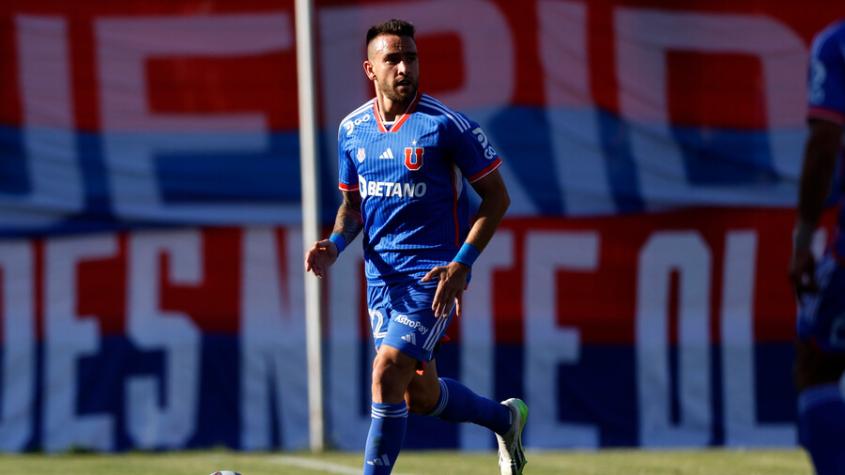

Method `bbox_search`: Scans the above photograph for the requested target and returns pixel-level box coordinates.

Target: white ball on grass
[209,471,241,475]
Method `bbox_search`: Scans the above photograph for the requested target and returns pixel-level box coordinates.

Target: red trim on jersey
[338,182,359,191]
[450,167,460,247]
[372,93,419,133]
[808,106,845,125]
[468,157,503,183]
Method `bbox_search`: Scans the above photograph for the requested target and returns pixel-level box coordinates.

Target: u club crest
[403,147,423,171]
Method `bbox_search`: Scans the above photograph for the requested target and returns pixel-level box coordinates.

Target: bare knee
[372,350,417,403]
[405,364,441,414]
[795,339,845,391]
[405,383,440,414]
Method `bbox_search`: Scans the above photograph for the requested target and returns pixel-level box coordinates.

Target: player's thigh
[406,359,440,414]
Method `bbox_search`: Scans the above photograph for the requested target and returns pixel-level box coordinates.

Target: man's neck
[376,91,413,122]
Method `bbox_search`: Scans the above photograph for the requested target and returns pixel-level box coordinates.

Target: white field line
[273,455,418,475]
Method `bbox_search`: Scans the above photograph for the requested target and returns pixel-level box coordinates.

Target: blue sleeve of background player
[808,23,845,125]
[449,115,503,183]
[337,128,359,192]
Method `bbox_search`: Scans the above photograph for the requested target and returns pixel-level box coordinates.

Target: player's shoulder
[338,98,376,139]
[812,19,845,57]
[416,94,476,134]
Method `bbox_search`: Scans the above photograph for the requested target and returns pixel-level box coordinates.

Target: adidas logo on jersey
[379,148,395,159]
[401,333,416,345]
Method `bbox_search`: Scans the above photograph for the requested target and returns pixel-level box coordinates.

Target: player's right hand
[305,239,338,278]
[789,247,818,297]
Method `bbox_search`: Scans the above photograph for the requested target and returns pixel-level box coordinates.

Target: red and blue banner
[0,0,844,452]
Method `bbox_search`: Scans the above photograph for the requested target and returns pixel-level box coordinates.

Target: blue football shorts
[797,253,845,353]
[366,280,453,362]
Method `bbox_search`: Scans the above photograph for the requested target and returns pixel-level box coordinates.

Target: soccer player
[790,19,845,475]
[305,19,527,475]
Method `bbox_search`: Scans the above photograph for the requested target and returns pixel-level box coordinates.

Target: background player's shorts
[367,280,453,362]
[797,254,845,353]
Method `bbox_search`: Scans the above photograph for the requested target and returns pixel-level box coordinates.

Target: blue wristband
[452,242,481,267]
[329,233,346,254]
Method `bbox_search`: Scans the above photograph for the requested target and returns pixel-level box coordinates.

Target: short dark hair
[366,19,415,49]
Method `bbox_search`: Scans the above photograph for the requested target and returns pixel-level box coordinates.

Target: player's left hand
[789,247,818,297]
[421,262,468,318]
[304,239,339,278]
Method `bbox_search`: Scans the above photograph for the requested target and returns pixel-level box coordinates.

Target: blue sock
[428,377,511,435]
[798,384,845,475]
[363,402,408,474]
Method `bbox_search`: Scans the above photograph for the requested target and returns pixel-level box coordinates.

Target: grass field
[0,449,813,475]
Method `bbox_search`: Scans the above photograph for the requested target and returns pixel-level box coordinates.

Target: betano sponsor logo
[359,176,427,199]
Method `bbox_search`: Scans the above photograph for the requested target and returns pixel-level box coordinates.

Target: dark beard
[383,81,417,105]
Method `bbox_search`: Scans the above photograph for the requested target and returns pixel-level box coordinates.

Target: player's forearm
[464,190,510,252]
[798,144,837,224]
[332,195,364,246]
[795,122,841,249]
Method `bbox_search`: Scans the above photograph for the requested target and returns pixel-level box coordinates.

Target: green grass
[0,449,813,475]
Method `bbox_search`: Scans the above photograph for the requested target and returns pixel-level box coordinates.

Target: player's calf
[364,347,419,475]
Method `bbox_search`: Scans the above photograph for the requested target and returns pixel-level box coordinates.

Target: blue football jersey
[337,93,502,284]
[808,20,845,258]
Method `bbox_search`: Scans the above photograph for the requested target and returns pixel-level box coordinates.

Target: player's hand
[421,262,468,318]
[304,239,338,278]
[789,247,818,297]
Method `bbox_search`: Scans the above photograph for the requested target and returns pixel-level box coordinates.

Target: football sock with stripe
[797,383,845,475]
[363,401,408,474]
[428,377,511,435]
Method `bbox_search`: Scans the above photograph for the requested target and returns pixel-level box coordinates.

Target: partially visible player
[305,19,527,475]
[790,19,845,475]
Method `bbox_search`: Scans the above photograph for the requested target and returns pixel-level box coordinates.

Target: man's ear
[363,60,375,81]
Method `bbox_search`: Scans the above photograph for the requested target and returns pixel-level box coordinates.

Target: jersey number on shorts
[368,309,388,338]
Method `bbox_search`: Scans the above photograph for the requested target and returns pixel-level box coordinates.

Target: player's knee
[371,353,415,402]
[405,388,438,414]
[795,339,845,391]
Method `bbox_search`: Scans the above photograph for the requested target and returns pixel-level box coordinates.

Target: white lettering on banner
[126,231,201,448]
[524,231,599,448]
[240,228,309,450]
[320,1,536,216]
[96,14,298,223]
[327,240,370,450]
[460,232,514,449]
[10,16,83,228]
[720,231,794,445]
[0,243,34,450]
[44,236,117,452]
[538,1,615,215]
[636,232,711,447]
[614,9,807,208]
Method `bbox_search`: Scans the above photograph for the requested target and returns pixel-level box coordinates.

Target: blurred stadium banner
[0,0,843,452]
